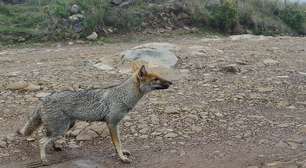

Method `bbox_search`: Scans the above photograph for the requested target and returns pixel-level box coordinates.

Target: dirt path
[0,34,306,168]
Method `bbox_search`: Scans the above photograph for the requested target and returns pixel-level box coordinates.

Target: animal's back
[41,89,111,121]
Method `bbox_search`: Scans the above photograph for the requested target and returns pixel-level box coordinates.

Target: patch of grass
[0,0,306,45]
[0,4,46,43]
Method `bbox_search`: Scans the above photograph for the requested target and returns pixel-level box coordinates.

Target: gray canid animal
[18,64,172,164]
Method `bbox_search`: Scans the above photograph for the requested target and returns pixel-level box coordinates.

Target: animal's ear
[138,65,147,80]
[131,61,143,73]
[131,62,141,73]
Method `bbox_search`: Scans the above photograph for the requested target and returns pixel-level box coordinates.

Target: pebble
[76,130,98,141]
[263,59,279,66]
[35,92,50,98]
[220,64,241,74]
[26,137,36,142]
[191,125,202,133]
[165,106,178,114]
[87,122,109,138]
[164,132,178,138]
[24,83,41,91]
[6,81,28,90]
[0,140,7,148]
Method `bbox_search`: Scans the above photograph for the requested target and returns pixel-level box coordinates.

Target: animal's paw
[41,158,50,166]
[122,150,131,156]
[120,156,132,163]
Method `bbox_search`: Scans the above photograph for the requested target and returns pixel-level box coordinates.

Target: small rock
[164,132,178,138]
[0,152,9,158]
[288,136,306,144]
[275,141,289,148]
[298,72,306,76]
[287,105,297,109]
[191,125,202,133]
[165,106,178,114]
[93,63,113,71]
[170,149,177,153]
[26,137,36,142]
[55,138,66,146]
[111,0,123,5]
[220,64,241,74]
[259,139,269,145]
[6,133,17,144]
[211,150,225,158]
[70,4,81,14]
[278,123,291,128]
[230,34,270,41]
[199,112,208,119]
[86,32,98,41]
[87,122,108,138]
[124,122,132,127]
[69,121,90,137]
[263,59,279,66]
[266,161,283,167]
[76,130,98,141]
[6,71,20,77]
[139,135,148,139]
[186,114,199,120]
[24,83,41,91]
[277,100,289,107]
[299,125,306,134]
[68,141,80,148]
[150,114,159,125]
[276,75,289,79]
[179,150,186,156]
[6,81,28,90]
[75,40,85,44]
[0,140,7,148]
[215,112,223,117]
[257,86,273,93]
[247,166,259,168]
[287,141,299,149]
[297,102,306,107]
[68,14,85,22]
[35,92,50,98]
[139,128,149,134]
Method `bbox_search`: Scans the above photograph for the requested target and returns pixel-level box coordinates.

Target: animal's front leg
[107,123,131,163]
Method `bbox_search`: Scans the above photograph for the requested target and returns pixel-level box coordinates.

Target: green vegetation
[208,0,239,32]
[0,0,305,44]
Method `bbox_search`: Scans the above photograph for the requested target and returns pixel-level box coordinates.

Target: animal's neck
[118,76,144,109]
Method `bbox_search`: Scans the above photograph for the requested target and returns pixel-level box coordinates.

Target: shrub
[208,0,239,32]
[279,6,306,34]
[74,0,110,33]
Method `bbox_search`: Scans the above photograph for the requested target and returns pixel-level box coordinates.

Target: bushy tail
[17,104,42,136]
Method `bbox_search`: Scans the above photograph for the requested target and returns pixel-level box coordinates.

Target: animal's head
[131,63,173,93]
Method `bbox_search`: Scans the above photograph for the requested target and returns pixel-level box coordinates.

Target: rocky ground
[0,33,306,168]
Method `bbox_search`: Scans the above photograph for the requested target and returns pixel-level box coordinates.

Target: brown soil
[0,33,306,168]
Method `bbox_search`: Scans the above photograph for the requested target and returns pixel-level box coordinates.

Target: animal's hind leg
[39,136,56,164]
[25,136,58,168]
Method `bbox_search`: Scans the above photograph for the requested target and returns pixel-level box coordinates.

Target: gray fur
[19,70,172,164]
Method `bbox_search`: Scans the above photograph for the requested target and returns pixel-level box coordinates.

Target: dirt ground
[0,33,306,168]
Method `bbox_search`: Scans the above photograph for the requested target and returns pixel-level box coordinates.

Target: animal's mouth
[155,81,172,90]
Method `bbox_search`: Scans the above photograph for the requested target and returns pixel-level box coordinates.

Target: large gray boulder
[120,42,178,68]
